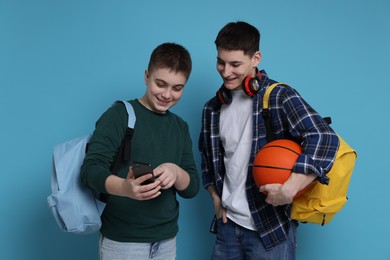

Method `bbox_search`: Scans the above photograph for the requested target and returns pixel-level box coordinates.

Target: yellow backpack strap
[263,82,287,109]
[262,83,288,142]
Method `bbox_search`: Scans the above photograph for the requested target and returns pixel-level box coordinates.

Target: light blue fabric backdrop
[1,0,389,259]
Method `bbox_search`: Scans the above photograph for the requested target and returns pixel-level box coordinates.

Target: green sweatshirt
[80,99,199,242]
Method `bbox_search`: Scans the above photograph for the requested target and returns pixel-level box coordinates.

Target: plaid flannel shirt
[198,70,339,250]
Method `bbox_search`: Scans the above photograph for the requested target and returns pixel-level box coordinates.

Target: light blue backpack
[47,101,136,235]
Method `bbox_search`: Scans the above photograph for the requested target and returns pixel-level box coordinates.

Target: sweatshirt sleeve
[176,122,200,199]
[80,103,128,193]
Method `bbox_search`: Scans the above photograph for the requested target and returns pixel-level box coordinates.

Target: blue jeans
[99,235,176,260]
[212,219,297,260]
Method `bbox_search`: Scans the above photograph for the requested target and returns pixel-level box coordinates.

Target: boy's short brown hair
[148,43,192,80]
[215,21,260,57]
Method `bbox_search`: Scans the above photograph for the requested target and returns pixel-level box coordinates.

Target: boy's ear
[144,70,149,84]
[252,51,261,67]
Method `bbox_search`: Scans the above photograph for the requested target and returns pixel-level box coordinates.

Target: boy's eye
[173,86,184,92]
[156,80,166,87]
[217,59,241,68]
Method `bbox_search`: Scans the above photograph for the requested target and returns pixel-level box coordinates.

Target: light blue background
[1,0,389,259]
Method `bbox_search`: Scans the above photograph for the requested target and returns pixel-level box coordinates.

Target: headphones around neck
[216,69,262,105]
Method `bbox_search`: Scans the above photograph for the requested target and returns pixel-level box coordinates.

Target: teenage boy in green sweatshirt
[81,42,199,260]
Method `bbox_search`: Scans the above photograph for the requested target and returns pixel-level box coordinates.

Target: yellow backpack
[262,83,357,225]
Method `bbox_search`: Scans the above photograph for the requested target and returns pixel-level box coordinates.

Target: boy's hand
[154,163,190,191]
[121,166,161,200]
[260,172,317,206]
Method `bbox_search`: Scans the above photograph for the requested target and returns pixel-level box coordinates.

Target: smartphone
[131,161,155,185]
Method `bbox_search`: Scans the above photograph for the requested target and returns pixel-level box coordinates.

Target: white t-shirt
[220,89,256,231]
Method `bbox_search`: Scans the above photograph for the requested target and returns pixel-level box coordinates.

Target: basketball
[253,139,302,188]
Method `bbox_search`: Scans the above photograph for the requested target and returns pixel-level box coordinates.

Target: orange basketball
[253,139,302,188]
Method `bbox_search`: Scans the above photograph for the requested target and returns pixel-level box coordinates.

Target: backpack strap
[102,101,136,202]
[110,100,136,174]
[122,100,136,129]
[120,100,136,162]
[262,83,287,142]
[262,84,333,143]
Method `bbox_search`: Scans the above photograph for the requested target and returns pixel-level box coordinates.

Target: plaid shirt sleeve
[198,98,224,193]
[269,85,339,184]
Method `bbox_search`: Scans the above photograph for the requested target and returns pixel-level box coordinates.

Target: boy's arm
[260,172,317,206]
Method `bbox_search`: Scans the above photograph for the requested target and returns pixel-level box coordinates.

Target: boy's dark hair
[148,42,192,80]
[215,21,260,56]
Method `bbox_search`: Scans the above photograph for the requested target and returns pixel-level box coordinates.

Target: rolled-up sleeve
[275,87,340,184]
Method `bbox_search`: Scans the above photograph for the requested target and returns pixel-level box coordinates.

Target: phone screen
[131,161,155,185]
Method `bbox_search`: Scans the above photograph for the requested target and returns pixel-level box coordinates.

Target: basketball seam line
[253,165,292,171]
[261,145,300,155]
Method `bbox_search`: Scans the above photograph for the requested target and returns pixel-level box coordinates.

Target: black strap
[100,127,133,202]
[261,85,332,143]
[262,108,276,143]
[110,127,134,174]
[323,117,332,125]
[262,82,284,143]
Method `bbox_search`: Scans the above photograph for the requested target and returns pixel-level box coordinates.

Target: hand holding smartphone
[130,161,155,185]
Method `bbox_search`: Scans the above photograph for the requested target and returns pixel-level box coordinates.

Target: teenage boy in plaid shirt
[199,21,339,259]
